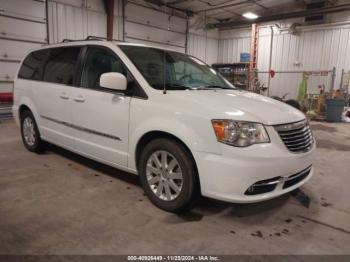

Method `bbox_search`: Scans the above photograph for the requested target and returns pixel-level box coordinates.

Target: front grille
[275,119,314,153]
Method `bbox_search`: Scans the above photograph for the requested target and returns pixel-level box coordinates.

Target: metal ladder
[249,23,259,91]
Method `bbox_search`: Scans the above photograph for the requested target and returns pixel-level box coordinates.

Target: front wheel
[139,138,199,212]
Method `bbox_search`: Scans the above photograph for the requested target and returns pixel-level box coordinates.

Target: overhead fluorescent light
[242,12,258,19]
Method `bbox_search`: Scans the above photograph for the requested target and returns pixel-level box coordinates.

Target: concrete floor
[0,119,350,255]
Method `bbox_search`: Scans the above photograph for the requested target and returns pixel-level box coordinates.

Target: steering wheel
[179,74,193,82]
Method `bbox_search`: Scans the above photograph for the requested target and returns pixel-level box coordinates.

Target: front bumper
[194,126,315,203]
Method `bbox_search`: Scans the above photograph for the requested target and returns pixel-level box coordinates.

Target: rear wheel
[139,138,199,212]
[20,110,46,153]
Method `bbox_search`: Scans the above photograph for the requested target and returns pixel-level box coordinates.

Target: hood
[170,89,305,125]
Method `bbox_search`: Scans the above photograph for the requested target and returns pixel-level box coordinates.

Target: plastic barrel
[326,99,346,122]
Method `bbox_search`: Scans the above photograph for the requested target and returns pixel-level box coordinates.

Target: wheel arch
[17,98,42,134]
[135,131,199,182]
[135,131,192,167]
[19,104,31,119]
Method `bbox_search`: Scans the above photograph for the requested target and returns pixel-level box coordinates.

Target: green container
[326,99,346,122]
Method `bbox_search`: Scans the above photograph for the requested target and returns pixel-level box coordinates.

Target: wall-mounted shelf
[212,63,250,90]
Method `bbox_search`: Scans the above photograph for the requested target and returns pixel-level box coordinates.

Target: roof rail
[61,38,85,43]
[60,36,125,43]
[86,36,106,41]
[86,35,125,42]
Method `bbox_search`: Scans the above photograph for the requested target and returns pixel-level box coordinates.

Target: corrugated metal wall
[47,0,107,43]
[47,0,220,62]
[0,0,126,93]
[218,24,350,99]
[113,0,124,40]
[0,0,110,92]
[5,1,350,99]
[0,0,218,95]
[218,29,251,64]
[187,30,219,65]
[0,0,47,93]
[260,26,350,98]
[124,1,187,52]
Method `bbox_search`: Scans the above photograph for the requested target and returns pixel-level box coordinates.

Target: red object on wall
[269,70,276,78]
[0,92,13,103]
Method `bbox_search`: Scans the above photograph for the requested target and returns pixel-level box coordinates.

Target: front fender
[128,116,221,170]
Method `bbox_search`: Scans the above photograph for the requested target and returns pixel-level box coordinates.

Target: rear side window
[18,50,49,80]
[43,47,81,85]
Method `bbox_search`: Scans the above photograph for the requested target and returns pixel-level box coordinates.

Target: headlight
[211,120,270,147]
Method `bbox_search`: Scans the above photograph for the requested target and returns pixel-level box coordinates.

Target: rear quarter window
[18,50,49,81]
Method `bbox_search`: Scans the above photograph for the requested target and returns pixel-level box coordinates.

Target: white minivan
[13,39,315,212]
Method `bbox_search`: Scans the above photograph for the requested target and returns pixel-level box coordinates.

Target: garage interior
[1,0,350,257]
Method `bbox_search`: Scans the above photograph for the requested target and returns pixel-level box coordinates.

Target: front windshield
[119,45,235,90]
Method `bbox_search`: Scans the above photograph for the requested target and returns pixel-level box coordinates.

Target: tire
[20,110,46,153]
[138,138,200,212]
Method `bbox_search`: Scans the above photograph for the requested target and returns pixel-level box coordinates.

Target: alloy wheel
[22,117,36,146]
[146,150,183,201]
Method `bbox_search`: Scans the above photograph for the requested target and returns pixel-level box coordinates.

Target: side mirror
[100,72,127,91]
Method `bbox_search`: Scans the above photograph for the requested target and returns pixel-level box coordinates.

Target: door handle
[59,92,69,100]
[74,95,85,103]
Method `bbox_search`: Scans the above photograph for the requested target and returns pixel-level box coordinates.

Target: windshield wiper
[167,83,191,89]
[153,83,191,91]
[203,85,233,89]
[153,83,233,91]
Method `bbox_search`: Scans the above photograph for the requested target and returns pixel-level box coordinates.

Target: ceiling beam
[251,0,269,10]
[166,0,190,5]
[196,0,255,13]
[196,0,241,17]
[143,0,190,14]
[208,3,350,29]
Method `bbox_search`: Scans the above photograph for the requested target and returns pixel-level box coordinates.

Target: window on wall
[43,47,81,85]
[18,50,49,81]
[81,47,126,89]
